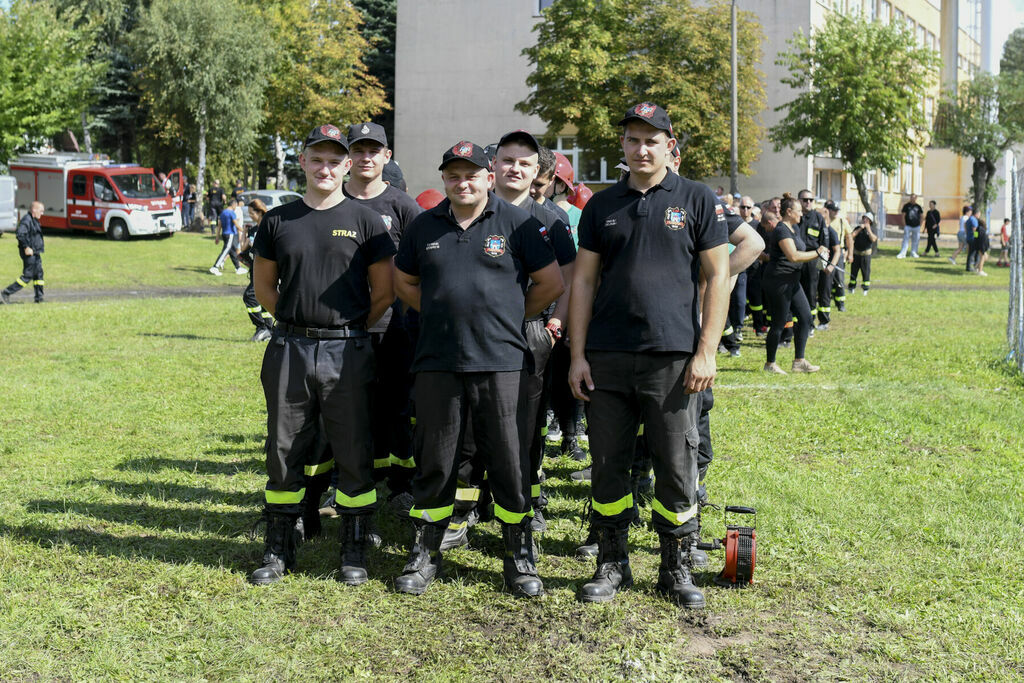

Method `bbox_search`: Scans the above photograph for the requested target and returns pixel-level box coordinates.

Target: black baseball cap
[496,129,540,154]
[438,141,491,171]
[304,124,348,151]
[382,159,406,191]
[618,102,674,137]
[824,200,839,211]
[347,122,388,148]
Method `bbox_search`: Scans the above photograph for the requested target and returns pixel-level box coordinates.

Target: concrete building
[394,0,990,224]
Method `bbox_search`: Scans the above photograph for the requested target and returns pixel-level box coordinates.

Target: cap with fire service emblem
[438,140,491,171]
[346,122,388,148]
[303,124,349,151]
[617,102,674,137]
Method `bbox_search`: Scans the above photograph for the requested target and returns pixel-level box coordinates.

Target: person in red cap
[392,140,564,598]
[248,124,397,586]
[568,102,730,608]
[415,189,444,210]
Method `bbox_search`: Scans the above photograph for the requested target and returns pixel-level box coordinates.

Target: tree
[1000,27,1024,78]
[260,0,388,187]
[0,0,104,164]
[352,0,397,147]
[770,12,939,213]
[931,72,1024,215]
[517,0,765,180]
[131,0,270,207]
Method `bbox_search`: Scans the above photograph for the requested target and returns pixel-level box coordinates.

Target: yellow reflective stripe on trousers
[409,504,453,523]
[16,278,28,287]
[540,425,548,436]
[493,503,532,524]
[390,454,416,469]
[266,488,305,505]
[261,312,274,319]
[246,305,262,313]
[530,483,541,498]
[592,493,633,517]
[651,498,699,526]
[304,458,335,476]
[748,304,763,311]
[722,326,734,336]
[637,424,644,436]
[373,457,391,469]
[335,488,377,508]
[32,279,44,285]
[455,487,480,502]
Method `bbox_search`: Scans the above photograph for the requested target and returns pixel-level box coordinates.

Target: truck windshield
[111,173,164,199]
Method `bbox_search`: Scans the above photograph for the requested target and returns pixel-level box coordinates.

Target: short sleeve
[549,216,576,265]
[577,201,600,252]
[395,220,420,276]
[694,187,729,251]
[361,211,398,265]
[513,215,556,273]
[252,215,275,260]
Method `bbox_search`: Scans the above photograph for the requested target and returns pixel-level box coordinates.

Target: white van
[0,175,16,233]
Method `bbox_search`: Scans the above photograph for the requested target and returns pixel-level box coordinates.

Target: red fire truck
[10,153,183,240]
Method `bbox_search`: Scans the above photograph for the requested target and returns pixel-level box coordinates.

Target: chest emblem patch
[381,215,393,231]
[483,235,506,257]
[664,207,687,231]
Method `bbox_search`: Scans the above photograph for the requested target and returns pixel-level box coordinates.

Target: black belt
[277,323,367,339]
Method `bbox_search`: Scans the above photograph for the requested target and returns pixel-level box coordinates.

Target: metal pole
[729,0,738,196]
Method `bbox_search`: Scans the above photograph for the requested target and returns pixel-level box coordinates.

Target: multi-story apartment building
[394,0,994,222]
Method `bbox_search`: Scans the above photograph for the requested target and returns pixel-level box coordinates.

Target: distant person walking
[182,183,197,228]
[239,198,273,340]
[896,193,923,259]
[973,219,990,277]
[209,198,246,276]
[1,201,46,304]
[965,208,981,272]
[997,218,1011,267]
[207,180,226,225]
[949,205,971,265]
[923,200,941,256]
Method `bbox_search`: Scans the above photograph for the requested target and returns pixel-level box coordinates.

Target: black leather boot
[299,477,329,544]
[579,526,632,603]
[656,533,705,608]
[394,522,444,595]
[249,511,298,585]
[502,520,544,598]
[576,524,599,558]
[338,513,372,585]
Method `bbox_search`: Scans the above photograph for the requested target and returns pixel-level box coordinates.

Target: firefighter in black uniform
[342,122,423,513]
[248,124,396,586]
[2,201,46,304]
[568,103,730,608]
[797,190,831,327]
[491,130,576,532]
[393,141,563,597]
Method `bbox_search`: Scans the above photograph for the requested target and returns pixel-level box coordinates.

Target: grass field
[0,234,1021,681]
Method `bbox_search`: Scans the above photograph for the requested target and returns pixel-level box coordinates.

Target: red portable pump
[696,505,756,588]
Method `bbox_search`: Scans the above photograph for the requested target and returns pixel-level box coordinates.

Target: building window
[866,169,877,190]
[880,1,891,23]
[534,0,555,16]
[925,97,935,131]
[894,8,903,26]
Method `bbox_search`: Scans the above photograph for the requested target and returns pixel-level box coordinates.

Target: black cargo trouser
[746,263,767,330]
[831,256,847,307]
[549,339,582,438]
[3,253,44,300]
[410,370,531,527]
[523,319,554,502]
[849,254,871,291]
[801,262,819,320]
[371,324,416,494]
[586,351,701,537]
[816,265,833,325]
[260,332,376,515]
[696,387,713,501]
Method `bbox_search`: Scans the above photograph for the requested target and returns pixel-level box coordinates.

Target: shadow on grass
[138,332,246,342]
[72,479,263,506]
[115,455,263,476]
[0,520,256,573]
[26,499,261,534]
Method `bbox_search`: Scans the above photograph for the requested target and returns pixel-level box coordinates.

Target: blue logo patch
[483,235,506,257]
[664,207,686,231]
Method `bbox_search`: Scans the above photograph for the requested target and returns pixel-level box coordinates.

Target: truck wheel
[107,219,129,241]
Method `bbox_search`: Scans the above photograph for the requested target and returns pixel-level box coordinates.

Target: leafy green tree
[131,0,271,204]
[1000,27,1024,78]
[931,72,1024,214]
[260,0,388,187]
[770,12,939,213]
[517,0,765,180]
[0,0,105,165]
[352,0,396,146]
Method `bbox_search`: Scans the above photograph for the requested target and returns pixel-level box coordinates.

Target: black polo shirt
[395,193,556,372]
[719,200,745,237]
[252,198,396,328]
[545,199,571,228]
[515,197,576,266]
[798,209,830,250]
[578,171,728,353]
[343,183,423,333]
